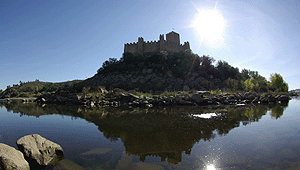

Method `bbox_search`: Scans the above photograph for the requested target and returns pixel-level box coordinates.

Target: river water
[0,98,299,170]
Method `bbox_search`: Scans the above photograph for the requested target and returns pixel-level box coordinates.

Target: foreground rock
[0,143,30,170]
[16,134,64,168]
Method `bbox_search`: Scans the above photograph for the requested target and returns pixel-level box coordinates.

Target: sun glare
[206,164,217,170]
[193,10,226,45]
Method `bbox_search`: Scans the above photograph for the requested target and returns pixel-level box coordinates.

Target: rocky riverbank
[34,89,291,107]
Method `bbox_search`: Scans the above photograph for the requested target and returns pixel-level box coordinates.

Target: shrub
[19,93,30,97]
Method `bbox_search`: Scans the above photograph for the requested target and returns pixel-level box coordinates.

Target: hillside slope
[75,51,272,93]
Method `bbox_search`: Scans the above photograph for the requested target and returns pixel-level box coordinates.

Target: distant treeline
[0,79,82,98]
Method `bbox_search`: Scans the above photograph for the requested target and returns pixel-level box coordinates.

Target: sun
[193,10,226,44]
[206,164,217,170]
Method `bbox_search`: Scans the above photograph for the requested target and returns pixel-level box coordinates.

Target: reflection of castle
[123,129,193,164]
[124,31,190,55]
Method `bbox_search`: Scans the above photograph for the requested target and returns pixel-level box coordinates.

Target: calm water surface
[0,99,299,170]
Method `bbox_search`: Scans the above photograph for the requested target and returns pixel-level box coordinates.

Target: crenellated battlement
[124,31,190,55]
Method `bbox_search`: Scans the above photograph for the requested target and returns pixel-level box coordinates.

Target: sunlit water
[0,99,299,170]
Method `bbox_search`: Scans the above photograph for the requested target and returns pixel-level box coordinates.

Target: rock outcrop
[16,134,64,168]
[0,143,30,170]
[76,70,206,92]
[35,90,81,105]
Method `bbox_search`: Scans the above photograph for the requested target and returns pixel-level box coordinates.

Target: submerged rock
[16,134,64,168]
[130,162,164,170]
[0,143,30,170]
[81,148,112,156]
[53,159,85,170]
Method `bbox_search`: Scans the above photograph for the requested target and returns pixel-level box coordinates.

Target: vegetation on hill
[94,50,288,92]
[0,79,82,98]
[0,51,289,98]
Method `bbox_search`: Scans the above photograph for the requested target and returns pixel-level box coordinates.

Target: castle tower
[124,31,190,55]
[137,37,144,55]
[166,31,180,45]
[159,34,165,51]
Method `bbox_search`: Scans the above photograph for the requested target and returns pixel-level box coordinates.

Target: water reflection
[0,101,289,166]
[270,105,287,119]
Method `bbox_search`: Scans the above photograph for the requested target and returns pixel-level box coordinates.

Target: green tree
[270,73,288,92]
[242,70,268,92]
[201,79,215,90]
[249,71,259,79]
[241,69,250,81]
[224,78,238,90]
[255,75,268,92]
[244,78,254,91]
[24,87,33,92]
[82,86,90,95]
[0,89,3,98]
[34,86,39,94]
[200,55,215,73]
[216,61,240,81]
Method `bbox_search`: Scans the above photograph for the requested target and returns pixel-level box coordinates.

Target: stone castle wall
[143,41,160,53]
[124,31,190,55]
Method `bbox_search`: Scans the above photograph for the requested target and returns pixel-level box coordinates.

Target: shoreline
[0,97,37,102]
[34,89,291,107]
[1,90,292,108]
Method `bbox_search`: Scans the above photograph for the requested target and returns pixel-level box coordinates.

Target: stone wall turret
[159,34,165,52]
[138,37,144,55]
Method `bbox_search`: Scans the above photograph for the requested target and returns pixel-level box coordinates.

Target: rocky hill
[75,51,237,92]
[1,51,289,98]
[75,51,288,93]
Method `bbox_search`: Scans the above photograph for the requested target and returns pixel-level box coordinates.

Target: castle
[124,31,190,55]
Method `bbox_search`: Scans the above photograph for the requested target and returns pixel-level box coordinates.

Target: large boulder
[247,94,256,101]
[244,92,252,98]
[118,93,139,103]
[191,94,203,104]
[268,95,277,103]
[68,94,81,104]
[16,134,64,168]
[277,95,290,102]
[35,97,46,104]
[58,90,69,97]
[0,143,30,170]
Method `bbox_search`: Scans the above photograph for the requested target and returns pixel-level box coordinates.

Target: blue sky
[1,0,299,90]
